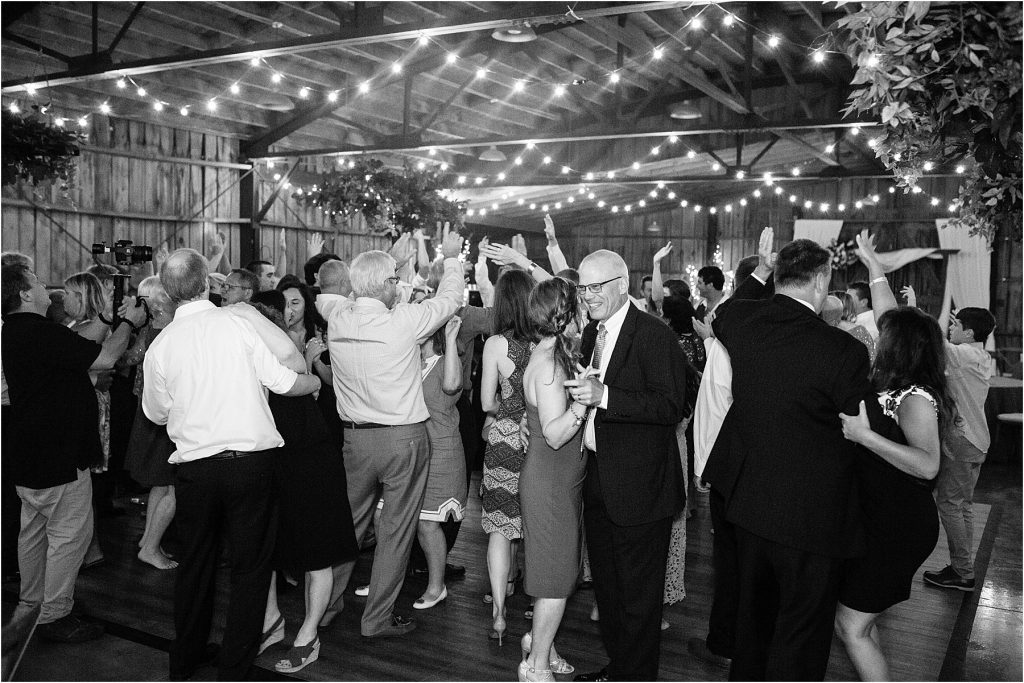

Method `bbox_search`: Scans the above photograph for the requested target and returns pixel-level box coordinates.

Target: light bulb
[651,146,660,155]
[607,171,615,179]
[8,102,20,114]
[948,204,957,212]
[725,204,732,212]
[687,150,696,159]
[206,99,217,111]
[513,80,525,93]
[774,186,783,195]
[116,78,127,89]
[585,172,594,180]
[692,17,703,29]
[328,91,338,102]
[250,57,260,67]
[514,157,523,165]
[768,35,780,48]
[78,116,88,126]
[740,198,747,206]
[923,161,934,171]
[497,172,506,180]
[554,84,566,97]
[588,192,596,200]
[657,181,665,189]
[956,165,965,174]
[359,81,370,94]
[542,155,551,164]
[475,176,484,185]
[856,201,863,209]
[638,200,646,207]
[54,117,65,126]
[820,203,829,211]
[712,162,721,171]
[418,161,426,170]
[669,135,679,143]
[457,175,466,184]
[693,204,700,211]
[475,68,486,79]
[25,84,37,95]
[440,162,448,171]
[561,166,570,174]
[446,53,457,64]
[153,101,164,111]
[609,72,620,84]
[542,204,549,211]
[391,62,403,74]
[723,13,734,26]
[849,126,859,136]
[681,200,688,207]
[789,195,797,203]
[804,200,813,209]
[597,201,605,208]
[667,191,677,200]
[299,86,309,98]
[709,207,717,214]
[735,170,745,179]
[268,161,275,169]
[825,144,835,153]
[867,54,879,67]
[418,34,429,46]
[632,162,641,170]
[612,206,619,213]
[555,202,562,209]
[136,87,147,97]
[271,72,282,83]
[812,50,825,64]
[230,83,241,95]
[567,196,574,203]
[99,102,111,114]
[838,203,846,211]
[273,173,282,181]
[653,47,664,60]
[428,148,437,156]
[650,190,658,198]
[529,203,537,210]
[526,142,536,149]
[518,198,525,205]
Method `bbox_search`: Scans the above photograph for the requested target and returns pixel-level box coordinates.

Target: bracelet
[870,276,887,286]
[98,313,114,326]
[569,402,585,425]
[527,261,537,274]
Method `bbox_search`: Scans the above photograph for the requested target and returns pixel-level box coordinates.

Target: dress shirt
[316,257,463,425]
[583,299,630,451]
[855,309,879,340]
[944,341,996,454]
[694,337,733,478]
[142,300,299,463]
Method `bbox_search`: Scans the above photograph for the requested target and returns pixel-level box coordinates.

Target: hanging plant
[830,1,1022,242]
[827,237,858,271]
[2,104,86,197]
[295,158,465,236]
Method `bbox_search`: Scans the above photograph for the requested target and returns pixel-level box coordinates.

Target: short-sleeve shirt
[2,312,102,488]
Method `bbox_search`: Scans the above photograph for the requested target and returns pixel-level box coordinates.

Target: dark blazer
[581,304,689,526]
[703,294,872,558]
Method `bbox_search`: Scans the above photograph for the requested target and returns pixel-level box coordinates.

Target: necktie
[592,323,607,371]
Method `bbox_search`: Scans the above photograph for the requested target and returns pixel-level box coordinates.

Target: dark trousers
[730,526,843,681]
[583,456,672,681]
[171,451,277,681]
[706,488,738,658]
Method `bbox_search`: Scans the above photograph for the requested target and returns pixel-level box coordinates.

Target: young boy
[923,307,998,591]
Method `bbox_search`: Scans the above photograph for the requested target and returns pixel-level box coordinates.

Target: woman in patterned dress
[480,269,535,644]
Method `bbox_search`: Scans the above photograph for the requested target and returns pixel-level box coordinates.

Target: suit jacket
[703,294,871,558]
[581,304,689,526]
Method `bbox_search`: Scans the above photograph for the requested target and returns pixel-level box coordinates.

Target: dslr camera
[91,240,153,328]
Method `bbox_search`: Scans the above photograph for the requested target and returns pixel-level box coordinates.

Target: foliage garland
[2,105,86,196]
[830,1,1022,242]
[293,158,465,236]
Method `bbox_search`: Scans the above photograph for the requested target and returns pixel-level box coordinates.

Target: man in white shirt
[846,281,879,340]
[143,249,320,681]
[316,231,465,638]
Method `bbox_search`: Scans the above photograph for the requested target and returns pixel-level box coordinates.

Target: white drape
[936,218,994,349]
[793,219,844,247]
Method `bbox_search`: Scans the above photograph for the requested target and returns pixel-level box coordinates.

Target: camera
[91,240,153,266]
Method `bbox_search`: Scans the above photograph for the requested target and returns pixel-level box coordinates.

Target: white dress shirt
[694,338,732,478]
[316,257,463,425]
[583,299,630,451]
[142,300,299,464]
[855,310,879,340]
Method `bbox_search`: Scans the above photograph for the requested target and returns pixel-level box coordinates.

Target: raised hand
[412,227,426,241]
[278,227,287,251]
[758,226,775,271]
[306,233,326,260]
[512,233,528,257]
[209,232,226,257]
[477,236,490,261]
[654,241,673,263]
[441,230,465,259]
[445,315,463,340]
[855,229,880,269]
[481,242,524,267]
[543,214,557,243]
[900,284,917,308]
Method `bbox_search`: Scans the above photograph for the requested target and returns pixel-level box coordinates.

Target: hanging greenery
[827,237,859,271]
[294,158,465,236]
[2,104,86,196]
[831,1,1022,242]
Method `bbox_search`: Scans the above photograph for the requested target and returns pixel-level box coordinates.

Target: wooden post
[238,163,257,265]
[705,210,719,264]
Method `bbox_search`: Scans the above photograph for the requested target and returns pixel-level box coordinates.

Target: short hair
[160,249,208,303]
[137,275,171,311]
[2,264,33,316]
[318,260,350,290]
[303,252,341,286]
[830,290,859,323]
[555,268,579,284]
[349,250,396,299]
[734,256,759,290]
[493,268,535,341]
[641,275,653,286]
[697,266,725,291]
[87,263,119,285]
[773,239,831,288]
[63,272,107,321]
[580,250,630,282]
[821,295,844,326]
[228,268,259,292]
[1,252,32,269]
[245,260,272,276]
[955,307,997,344]
[847,281,872,309]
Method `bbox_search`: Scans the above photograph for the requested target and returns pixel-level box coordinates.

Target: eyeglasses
[576,276,622,295]
[384,276,401,285]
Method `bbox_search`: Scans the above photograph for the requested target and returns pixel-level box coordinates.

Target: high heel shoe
[521,632,575,674]
[489,606,507,646]
[274,637,320,673]
[518,660,555,682]
[258,614,285,655]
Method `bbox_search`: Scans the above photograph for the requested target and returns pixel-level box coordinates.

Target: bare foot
[138,548,178,570]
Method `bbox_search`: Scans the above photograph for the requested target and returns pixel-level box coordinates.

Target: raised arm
[543,214,570,274]
[275,228,288,280]
[481,242,552,283]
[840,395,941,480]
[651,241,673,311]
[475,237,495,307]
[407,231,465,341]
[413,228,431,273]
[855,229,898,321]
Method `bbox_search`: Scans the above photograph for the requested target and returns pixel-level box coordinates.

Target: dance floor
[3,467,1020,681]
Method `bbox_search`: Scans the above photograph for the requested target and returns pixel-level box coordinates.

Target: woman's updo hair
[528,277,580,381]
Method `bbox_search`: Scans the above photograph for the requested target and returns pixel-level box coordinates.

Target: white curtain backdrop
[793,219,844,247]
[936,218,994,349]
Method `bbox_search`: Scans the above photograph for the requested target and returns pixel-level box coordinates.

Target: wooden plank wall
[0,117,390,287]
[552,176,1021,350]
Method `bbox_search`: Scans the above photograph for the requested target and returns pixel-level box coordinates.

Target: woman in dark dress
[123,276,178,570]
[518,277,587,682]
[249,291,358,674]
[834,231,954,680]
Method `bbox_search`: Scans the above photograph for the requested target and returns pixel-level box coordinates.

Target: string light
[7,103,18,114]
[136,87,147,97]
[359,81,370,94]
[298,86,310,98]
[609,73,621,84]
[391,62,403,74]
[153,101,164,111]
[250,57,260,67]
[768,35,780,48]
[653,47,664,59]
[271,72,282,83]
[180,106,189,116]
[328,91,338,102]
[554,84,566,97]
[99,102,111,114]
[116,78,127,89]
[230,83,241,95]
[475,68,487,79]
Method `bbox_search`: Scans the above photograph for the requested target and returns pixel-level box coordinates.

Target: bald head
[821,294,844,327]
[578,249,630,322]
[160,248,209,303]
[318,259,352,297]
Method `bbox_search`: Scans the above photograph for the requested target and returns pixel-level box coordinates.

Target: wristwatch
[527,261,538,275]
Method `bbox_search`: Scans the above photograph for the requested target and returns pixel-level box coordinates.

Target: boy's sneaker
[36,614,104,642]
[923,565,976,591]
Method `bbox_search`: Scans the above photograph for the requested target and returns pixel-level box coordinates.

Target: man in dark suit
[565,249,689,682]
[703,234,871,680]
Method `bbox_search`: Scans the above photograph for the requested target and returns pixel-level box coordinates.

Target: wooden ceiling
[2,1,886,222]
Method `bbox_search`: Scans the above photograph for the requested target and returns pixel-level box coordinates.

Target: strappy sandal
[258,614,285,655]
[275,637,320,673]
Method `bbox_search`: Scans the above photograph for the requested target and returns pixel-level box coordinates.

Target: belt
[206,450,255,460]
[340,421,393,430]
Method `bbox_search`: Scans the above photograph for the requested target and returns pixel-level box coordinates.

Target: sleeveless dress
[520,402,586,598]
[124,326,176,487]
[420,356,467,522]
[481,332,531,540]
[839,384,940,613]
[268,392,359,574]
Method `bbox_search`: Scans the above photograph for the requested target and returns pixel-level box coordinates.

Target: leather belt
[206,450,254,460]
[340,421,393,430]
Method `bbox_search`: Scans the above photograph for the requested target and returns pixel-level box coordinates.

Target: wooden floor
[5,461,1022,682]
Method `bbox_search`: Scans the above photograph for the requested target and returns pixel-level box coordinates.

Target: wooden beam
[256,161,300,222]
[417,62,487,136]
[447,172,959,188]
[107,2,145,56]
[1,31,72,63]
[258,118,878,159]
[2,2,691,91]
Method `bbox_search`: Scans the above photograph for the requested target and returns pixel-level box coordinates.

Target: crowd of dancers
[1,217,999,681]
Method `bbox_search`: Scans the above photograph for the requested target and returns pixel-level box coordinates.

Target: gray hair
[160,248,208,303]
[349,250,395,299]
[138,275,172,313]
[318,259,350,290]
[580,249,630,281]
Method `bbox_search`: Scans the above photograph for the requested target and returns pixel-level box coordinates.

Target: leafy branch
[1,105,86,197]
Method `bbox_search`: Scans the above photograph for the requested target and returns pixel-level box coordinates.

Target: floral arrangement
[2,105,86,196]
[294,158,465,236]
[830,2,1022,242]
[827,238,859,271]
